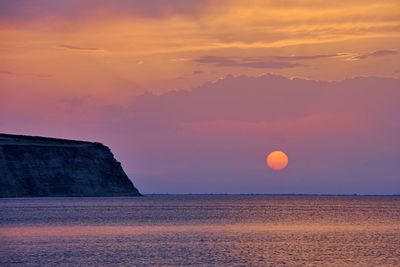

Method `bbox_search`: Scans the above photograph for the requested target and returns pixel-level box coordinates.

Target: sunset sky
[1,1,400,194]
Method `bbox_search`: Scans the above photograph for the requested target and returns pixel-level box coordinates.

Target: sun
[266,151,289,171]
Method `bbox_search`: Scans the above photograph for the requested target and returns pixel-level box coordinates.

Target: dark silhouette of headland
[0,133,141,197]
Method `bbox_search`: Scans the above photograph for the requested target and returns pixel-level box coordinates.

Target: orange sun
[266,150,289,171]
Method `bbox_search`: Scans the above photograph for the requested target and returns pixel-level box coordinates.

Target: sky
[1,0,400,194]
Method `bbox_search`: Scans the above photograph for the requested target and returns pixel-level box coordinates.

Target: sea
[0,195,399,266]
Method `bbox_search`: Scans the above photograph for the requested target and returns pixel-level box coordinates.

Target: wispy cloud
[57,44,103,52]
[0,69,51,78]
[194,56,303,69]
[0,70,13,75]
[192,70,204,75]
[351,49,398,60]
[62,96,89,107]
[194,50,398,69]
[270,54,347,61]
[170,58,190,62]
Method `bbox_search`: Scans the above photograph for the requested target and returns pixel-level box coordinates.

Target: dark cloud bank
[99,74,400,194]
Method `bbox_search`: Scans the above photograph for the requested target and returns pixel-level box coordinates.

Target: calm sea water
[0,195,399,266]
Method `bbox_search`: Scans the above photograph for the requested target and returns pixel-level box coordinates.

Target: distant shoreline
[1,194,399,199]
[144,193,400,196]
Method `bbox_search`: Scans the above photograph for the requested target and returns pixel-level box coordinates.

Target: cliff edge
[0,133,141,197]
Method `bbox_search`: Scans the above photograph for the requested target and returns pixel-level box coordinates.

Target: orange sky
[1,0,399,103]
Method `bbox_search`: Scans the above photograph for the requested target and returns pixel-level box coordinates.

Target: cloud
[1,1,398,72]
[194,50,398,69]
[109,74,399,193]
[127,74,400,125]
[192,70,204,75]
[270,54,345,61]
[0,0,210,22]
[194,56,303,69]
[57,44,103,51]
[352,49,398,60]
[0,69,51,78]
[62,96,89,107]
[170,58,190,62]
[0,70,13,75]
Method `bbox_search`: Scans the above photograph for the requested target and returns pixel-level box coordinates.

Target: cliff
[0,133,141,197]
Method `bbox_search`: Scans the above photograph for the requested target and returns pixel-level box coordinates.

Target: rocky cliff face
[0,134,141,197]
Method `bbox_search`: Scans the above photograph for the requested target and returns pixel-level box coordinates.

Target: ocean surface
[0,195,399,266]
